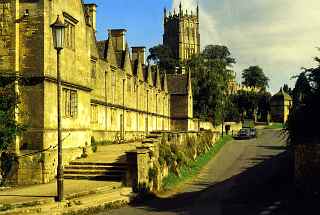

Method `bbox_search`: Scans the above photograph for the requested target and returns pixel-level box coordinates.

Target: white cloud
[172,0,320,93]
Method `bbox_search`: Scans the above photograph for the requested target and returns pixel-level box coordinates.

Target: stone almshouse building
[0,1,195,184]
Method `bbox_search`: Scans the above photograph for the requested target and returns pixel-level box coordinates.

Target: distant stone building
[270,88,292,123]
[0,0,197,185]
[167,72,194,130]
[163,2,200,61]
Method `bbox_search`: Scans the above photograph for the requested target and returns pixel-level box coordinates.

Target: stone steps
[64,169,125,175]
[64,174,123,181]
[69,161,128,166]
[65,165,125,170]
[64,162,127,182]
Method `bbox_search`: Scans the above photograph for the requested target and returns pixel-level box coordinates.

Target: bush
[91,136,97,153]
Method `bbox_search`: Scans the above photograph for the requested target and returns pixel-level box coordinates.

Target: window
[111,72,116,103]
[65,20,75,49]
[91,104,98,124]
[63,88,78,118]
[91,60,96,79]
[111,109,115,126]
[127,77,131,93]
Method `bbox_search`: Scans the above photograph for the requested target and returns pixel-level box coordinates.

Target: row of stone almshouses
[0,0,194,159]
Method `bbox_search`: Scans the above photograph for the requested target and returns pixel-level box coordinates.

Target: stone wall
[126,131,221,192]
[2,147,84,185]
[295,143,320,194]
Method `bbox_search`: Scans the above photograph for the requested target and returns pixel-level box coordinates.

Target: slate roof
[167,74,188,95]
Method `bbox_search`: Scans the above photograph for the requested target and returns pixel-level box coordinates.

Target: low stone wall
[126,131,221,192]
[295,143,320,193]
[1,147,84,186]
[92,131,147,142]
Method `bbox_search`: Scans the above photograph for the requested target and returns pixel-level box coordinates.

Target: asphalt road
[101,129,294,215]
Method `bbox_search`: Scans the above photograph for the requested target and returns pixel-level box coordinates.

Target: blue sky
[85,0,320,93]
[85,0,172,48]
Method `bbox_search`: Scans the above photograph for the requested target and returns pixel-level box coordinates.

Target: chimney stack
[84,4,97,32]
[109,29,127,52]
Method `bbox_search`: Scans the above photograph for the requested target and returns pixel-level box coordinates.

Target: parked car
[234,128,251,140]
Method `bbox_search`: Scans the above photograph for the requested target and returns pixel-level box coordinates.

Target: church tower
[163,2,200,61]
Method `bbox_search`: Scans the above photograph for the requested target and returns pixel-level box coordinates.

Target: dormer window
[63,12,78,50]
[64,20,75,50]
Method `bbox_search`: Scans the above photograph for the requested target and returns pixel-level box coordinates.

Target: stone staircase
[64,162,128,181]
[63,142,142,182]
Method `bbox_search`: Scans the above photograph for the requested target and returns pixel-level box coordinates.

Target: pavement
[101,128,293,215]
[0,180,122,205]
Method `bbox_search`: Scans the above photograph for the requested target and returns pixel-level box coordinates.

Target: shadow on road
[130,151,295,215]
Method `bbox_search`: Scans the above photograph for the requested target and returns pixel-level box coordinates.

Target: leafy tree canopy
[242,65,269,90]
[185,45,236,125]
[286,55,320,146]
[147,44,179,73]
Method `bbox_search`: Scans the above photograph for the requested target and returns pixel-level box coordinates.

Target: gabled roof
[145,65,154,86]
[162,73,168,92]
[272,88,292,101]
[115,51,125,68]
[104,37,118,65]
[152,66,162,89]
[133,55,144,81]
[96,40,106,59]
[167,74,189,95]
[122,44,133,75]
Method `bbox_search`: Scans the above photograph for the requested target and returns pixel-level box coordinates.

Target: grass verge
[265,123,284,129]
[162,135,233,191]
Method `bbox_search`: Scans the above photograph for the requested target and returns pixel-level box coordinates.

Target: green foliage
[162,135,232,190]
[147,44,179,72]
[0,84,26,151]
[286,54,320,146]
[242,65,269,90]
[91,136,97,152]
[265,123,284,129]
[230,90,271,122]
[90,137,114,153]
[148,167,158,182]
[185,45,236,125]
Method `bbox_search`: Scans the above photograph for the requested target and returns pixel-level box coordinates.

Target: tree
[291,72,311,106]
[185,45,236,125]
[231,90,271,122]
[242,65,269,90]
[286,56,320,146]
[147,44,179,72]
[0,82,25,151]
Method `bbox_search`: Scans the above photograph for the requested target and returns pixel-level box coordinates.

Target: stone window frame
[90,104,98,124]
[127,76,132,94]
[63,12,78,51]
[91,58,97,79]
[63,88,78,118]
[111,71,116,104]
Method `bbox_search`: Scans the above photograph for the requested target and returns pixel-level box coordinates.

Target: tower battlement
[163,2,200,61]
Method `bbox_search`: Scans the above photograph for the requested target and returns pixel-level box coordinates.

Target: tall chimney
[84,4,97,32]
[110,29,127,52]
[132,47,146,65]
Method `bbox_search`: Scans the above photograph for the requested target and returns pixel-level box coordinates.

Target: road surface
[100,129,294,215]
